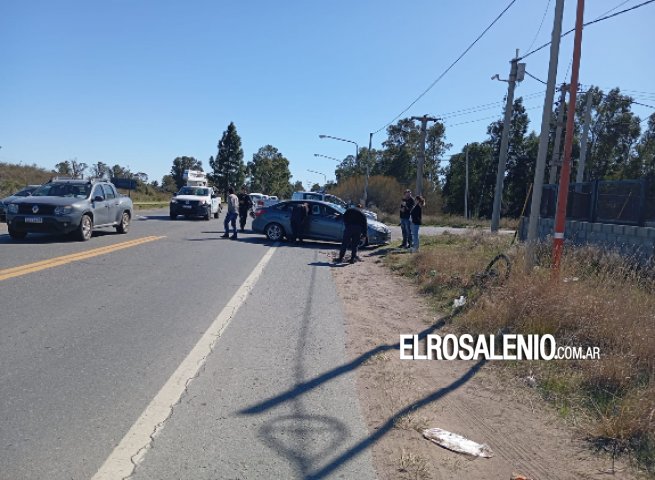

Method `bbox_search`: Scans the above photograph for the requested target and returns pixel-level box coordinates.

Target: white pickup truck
[169,171,221,220]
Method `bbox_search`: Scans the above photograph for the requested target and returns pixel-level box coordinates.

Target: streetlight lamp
[307,169,327,185]
[313,153,342,163]
[319,134,370,206]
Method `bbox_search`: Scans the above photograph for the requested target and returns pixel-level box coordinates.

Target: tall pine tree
[210,122,245,195]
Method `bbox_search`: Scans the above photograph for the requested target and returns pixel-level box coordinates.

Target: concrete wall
[519,217,655,262]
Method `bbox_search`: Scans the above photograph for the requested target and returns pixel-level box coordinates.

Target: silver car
[0,185,41,222]
[251,200,390,246]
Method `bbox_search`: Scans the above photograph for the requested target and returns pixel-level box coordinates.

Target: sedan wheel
[265,223,284,241]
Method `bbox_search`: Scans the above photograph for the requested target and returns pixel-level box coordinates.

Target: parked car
[250,193,280,212]
[0,185,41,222]
[251,200,390,246]
[4,178,133,241]
[291,191,378,220]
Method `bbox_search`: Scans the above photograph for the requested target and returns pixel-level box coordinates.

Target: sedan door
[307,204,344,241]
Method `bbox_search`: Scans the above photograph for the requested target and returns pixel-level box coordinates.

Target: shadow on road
[241,313,483,478]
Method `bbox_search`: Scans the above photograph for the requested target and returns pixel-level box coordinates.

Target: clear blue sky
[1,0,653,190]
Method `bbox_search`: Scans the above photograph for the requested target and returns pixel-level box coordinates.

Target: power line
[520,0,655,60]
[525,71,548,85]
[524,0,552,53]
[372,0,519,134]
[435,91,545,119]
[445,105,543,128]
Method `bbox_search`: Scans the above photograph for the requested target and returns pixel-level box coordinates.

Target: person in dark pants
[335,204,368,264]
[399,189,415,248]
[221,186,239,239]
[410,195,425,253]
[290,203,309,243]
[237,185,254,232]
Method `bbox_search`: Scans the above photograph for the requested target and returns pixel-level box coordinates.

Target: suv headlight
[7,204,18,214]
[54,205,74,215]
[170,199,178,204]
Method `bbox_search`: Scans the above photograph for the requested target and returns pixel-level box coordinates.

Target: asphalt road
[0,210,375,480]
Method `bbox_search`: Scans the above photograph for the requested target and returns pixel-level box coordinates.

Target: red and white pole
[552,0,585,274]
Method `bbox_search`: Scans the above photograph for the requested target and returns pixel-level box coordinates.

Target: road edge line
[90,244,278,480]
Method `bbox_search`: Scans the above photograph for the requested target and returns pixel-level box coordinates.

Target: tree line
[330,85,655,218]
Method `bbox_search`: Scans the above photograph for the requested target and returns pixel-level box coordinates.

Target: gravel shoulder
[330,246,637,480]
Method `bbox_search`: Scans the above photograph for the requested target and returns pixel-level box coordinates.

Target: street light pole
[307,169,327,185]
[319,134,368,204]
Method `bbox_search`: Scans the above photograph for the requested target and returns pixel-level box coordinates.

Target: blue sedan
[251,200,391,246]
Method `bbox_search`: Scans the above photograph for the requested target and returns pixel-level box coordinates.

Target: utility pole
[548,83,568,184]
[464,145,469,219]
[553,0,586,273]
[576,91,593,184]
[365,132,373,206]
[411,115,438,196]
[525,0,565,272]
[491,52,525,232]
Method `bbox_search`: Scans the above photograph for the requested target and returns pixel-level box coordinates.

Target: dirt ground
[328,247,638,480]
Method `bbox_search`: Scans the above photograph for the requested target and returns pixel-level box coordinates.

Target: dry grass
[398,449,431,480]
[384,234,655,472]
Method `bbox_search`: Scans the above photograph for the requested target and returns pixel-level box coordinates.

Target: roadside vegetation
[384,233,655,473]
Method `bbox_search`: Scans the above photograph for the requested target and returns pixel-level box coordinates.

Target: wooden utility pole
[576,91,594,184]
[553,0,586,273]
[411,115,438,196]
[549,84,568,184]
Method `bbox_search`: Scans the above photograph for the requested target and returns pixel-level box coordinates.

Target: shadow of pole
[240,315,451,416]
[305,358,487,480]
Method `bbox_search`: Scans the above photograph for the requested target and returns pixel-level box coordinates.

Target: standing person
[399,189,415,248]
[221,186,239,239]
[410,195,425,253]
[237,185,254,232]
[290,202,309,243]
[334,204,368,264]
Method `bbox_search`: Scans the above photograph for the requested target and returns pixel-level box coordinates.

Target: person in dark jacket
[335,204,368,264]
[410,195,425,253]
[399,189,415,248]
[290,203,309,243]
[237,185,254,232]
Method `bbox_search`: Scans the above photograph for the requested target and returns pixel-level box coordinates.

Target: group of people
[221,185,254,239]
[219,185,426,259]
[399,189,425,253]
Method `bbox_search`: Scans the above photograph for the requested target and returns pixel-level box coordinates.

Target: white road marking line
[91,245,278,480]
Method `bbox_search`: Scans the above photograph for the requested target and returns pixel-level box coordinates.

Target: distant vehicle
[291,191,378,220]
[251,200,390,246]
[0,185,41,222]
[249,193,279,212]
[169,170,221,220]
[5,178,133,241]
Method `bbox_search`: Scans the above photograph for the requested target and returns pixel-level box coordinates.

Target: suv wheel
[8,227,27,240]
[116,211,130,234]
[77,214,93,241]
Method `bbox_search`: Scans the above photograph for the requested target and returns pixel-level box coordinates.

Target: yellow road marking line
[0,236,165,281]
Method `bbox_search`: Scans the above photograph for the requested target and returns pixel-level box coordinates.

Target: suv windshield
[32,183,91,198]
[179,187,209,196]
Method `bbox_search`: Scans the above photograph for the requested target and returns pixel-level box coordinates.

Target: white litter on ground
[453,295,467,308]
[422,427,494,458]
